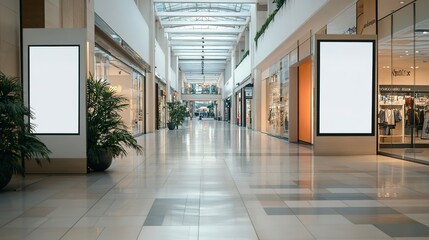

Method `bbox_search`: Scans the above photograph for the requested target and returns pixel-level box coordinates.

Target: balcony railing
[182,85,221,95]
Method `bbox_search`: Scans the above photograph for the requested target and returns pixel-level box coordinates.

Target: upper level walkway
[1,120,429,239]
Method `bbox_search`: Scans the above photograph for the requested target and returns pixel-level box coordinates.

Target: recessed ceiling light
[416,66,420,69]
[416,51,420,53]
[423,31,429,34]
[400,1,405,4]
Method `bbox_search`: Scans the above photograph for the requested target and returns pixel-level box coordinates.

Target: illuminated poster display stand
[23,29,87,173]
[314,35,377,155]
[29,46,80,135]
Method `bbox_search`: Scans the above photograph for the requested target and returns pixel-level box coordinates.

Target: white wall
[169,66,177,90]
[155,40,166,80]
[223,77,233,98]
[234,56,251,85]
[94,0,149,63]
[224,59,233,82]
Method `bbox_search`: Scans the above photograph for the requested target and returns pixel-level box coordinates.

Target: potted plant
[167,101,186,130]
[86,75,143,171]
[0,72,51,190]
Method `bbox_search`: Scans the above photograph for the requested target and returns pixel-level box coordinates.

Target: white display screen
[317,40,375,135]
[29,46,80,134]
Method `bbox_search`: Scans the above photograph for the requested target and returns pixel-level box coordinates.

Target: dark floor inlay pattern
[334,207,400,215]
[144,198,200,226]
[250,184,301,189]
[264,208,294,215]
[374,223,429,237]
[277,192,374,201]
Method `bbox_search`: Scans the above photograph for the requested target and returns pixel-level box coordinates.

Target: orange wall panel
[299,61,312,143]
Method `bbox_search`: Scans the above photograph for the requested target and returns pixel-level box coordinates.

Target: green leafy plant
[87,75,143,171]
[0,72,50,189]
[273,0,286,9]
[167,101,186,129]
[254,0,287,46]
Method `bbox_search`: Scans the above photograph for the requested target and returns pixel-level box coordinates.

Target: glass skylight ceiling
[155,3,250,13]
[154,2,252,84]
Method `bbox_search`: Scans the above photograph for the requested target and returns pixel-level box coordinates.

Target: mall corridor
[1,120,429,240]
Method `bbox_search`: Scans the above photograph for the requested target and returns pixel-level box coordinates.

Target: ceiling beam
[154,0,256,3]
[170,36,237,41]
[170,42,235,46]
[172,46,233,50]
[156,11,250,17]
[170,39,235,44]
[179,56,227,60]
[180,60,225,64]
[185,73,219,76]
[174,49,229,53]
[160,20,248,26]
[164,28,242,34]
[175,52,230,56]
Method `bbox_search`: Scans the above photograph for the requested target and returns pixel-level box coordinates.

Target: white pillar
[231,52,237,125]
[146,0,156,133]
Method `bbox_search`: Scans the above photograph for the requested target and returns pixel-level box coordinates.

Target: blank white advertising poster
[29,46,79,134]
[318,41,374,135]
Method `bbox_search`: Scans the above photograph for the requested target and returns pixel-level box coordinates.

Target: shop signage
[391,69,411,77]
[363,19,376,30]
[379,85,429,93]
[379,86,412,92]
[245,87,253,99]
[344,26,357,35]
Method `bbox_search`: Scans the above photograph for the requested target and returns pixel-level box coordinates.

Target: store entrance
[193,101,217,120]
[246,99,252,128]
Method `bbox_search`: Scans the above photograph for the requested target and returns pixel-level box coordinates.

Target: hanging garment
[394,109,402,123]
[386,109,395,125]
[419,110,424,125]
[379,109,386,124]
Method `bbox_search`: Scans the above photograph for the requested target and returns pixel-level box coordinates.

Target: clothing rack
[379,104,405,143]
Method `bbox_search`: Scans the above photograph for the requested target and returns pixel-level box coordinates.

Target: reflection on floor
[380,147,429,163]
[1,120,429,240]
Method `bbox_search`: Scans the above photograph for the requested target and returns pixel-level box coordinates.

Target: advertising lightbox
[317,40,375,136]
[29,46,80,134]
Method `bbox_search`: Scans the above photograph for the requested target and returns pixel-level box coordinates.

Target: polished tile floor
[1,120,429,239]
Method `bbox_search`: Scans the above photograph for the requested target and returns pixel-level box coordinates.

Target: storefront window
[280,56,289,137]
[266,55,289,138]
[157,85,167,129]
[378,0,429,164]
[236,92,242,125]
[94,47,145,135]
